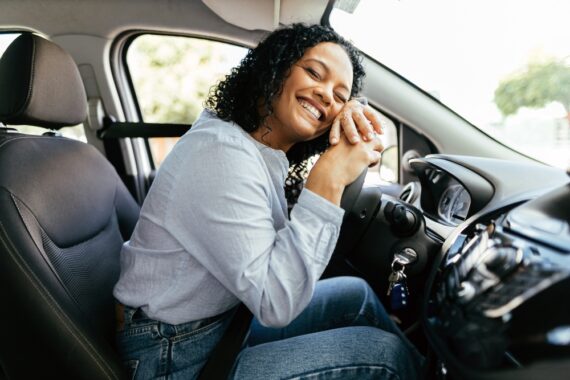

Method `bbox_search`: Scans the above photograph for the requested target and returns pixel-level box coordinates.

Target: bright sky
[0,34,18,53]
[330,0,570,126]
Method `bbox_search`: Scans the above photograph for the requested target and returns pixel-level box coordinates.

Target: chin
[299,129,329,143]
[293,119,328,142]
[296,129,323,142]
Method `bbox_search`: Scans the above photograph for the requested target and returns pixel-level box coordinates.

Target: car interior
[0,1,569,379]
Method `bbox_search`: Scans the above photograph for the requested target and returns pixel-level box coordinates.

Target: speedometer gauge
[438,184,471,225]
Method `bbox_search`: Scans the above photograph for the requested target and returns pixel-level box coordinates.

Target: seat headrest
[0,33,87,129]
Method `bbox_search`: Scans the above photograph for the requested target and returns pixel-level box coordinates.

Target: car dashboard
[407,155,570,379]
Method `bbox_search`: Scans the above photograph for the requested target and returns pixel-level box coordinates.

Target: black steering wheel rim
[326,168,383,267]
[339,169,367,214]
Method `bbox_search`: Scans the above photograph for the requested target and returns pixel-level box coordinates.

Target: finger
[329,118,341,145]
[365,133,384,153]
[368,150,382,166]
[363,106,384,135]
[352,111,375,141]
[340,112,360,144]
[346,98,363,109]
[371,136,385,153]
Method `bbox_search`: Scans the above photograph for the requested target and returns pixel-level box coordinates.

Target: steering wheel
[339,169,367,213]
[325,168,383,267]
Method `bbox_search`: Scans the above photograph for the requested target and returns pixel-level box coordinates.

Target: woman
[114,24,422,379]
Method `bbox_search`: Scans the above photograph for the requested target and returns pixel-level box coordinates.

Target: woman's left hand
[329,99,383,145]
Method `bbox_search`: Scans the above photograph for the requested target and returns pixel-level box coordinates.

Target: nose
[313,85,332,106]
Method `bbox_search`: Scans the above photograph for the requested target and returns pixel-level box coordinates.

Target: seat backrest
[0,33,139,379]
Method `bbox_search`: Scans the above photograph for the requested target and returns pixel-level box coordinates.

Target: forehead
[300,42,353,90]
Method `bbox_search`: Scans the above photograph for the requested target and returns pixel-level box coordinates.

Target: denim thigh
[233,326,421,380]
[116,306,234,380]
[249,276,405,346]
[243,276,424,379]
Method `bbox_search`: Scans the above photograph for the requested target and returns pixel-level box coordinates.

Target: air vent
[399,181,420,203]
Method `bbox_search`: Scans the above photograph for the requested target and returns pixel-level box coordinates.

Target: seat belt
[197,303,253,380]
[98,119,191,139]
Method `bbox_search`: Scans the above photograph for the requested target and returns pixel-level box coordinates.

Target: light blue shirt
[113,110,344,326]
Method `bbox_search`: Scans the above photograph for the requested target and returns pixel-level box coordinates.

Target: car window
[0,33,18,53]
[126,35,248,167]
[0,32,86,142]
[330,0,570,170]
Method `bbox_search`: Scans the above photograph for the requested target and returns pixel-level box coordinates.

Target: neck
[249,124,294,152]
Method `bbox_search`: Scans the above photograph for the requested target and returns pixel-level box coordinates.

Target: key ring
[391,257,406,273]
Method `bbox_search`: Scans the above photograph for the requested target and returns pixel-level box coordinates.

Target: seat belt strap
[197,303,253,380]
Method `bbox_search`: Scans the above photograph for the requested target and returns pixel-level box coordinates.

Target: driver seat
[0,33,140,379]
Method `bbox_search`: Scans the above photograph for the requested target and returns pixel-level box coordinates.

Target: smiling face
[254,42,353,151]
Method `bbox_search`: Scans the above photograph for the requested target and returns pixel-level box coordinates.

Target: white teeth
[299,99,321,120]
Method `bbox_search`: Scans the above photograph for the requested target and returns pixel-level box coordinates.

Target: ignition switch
[384,201,421,236]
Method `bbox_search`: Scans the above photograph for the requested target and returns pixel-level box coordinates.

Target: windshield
[330,0,570,170]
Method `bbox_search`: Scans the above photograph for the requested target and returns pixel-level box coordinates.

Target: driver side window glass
[126,35,248,167]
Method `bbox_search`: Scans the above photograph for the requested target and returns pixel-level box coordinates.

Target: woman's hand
[329,99,383,145]
[305,133,384,206]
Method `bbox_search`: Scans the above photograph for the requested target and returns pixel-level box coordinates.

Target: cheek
[327,104,345,123]
[272,92,292,117]
[278,84,298,111]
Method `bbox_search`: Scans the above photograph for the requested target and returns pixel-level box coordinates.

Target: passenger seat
[0,33,139,379]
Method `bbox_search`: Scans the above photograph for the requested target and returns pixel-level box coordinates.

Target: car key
[387,251,413,310]
[387,252,408,295]
[390,270,409,310]
[387,270,404,295]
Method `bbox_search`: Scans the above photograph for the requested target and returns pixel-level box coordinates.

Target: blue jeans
[116,277,423,379]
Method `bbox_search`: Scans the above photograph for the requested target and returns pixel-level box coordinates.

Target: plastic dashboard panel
[411,155,570,380]
[410,157,494,225]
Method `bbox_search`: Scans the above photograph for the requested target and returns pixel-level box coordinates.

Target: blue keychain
[390,280,409,310]
[387,265,409,310]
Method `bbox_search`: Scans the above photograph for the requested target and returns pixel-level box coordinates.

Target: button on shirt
[113,110,344,327]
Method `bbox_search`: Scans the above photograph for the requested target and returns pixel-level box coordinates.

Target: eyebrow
[303,58,351,93]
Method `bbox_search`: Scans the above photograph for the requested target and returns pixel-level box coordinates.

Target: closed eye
[335,93,348,103]
[305,67,320,80]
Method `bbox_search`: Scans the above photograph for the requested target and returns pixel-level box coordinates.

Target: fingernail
[351,135,360,143]
[330,137,338,144]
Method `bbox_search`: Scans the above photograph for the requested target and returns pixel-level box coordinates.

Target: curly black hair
[205,23,365,205]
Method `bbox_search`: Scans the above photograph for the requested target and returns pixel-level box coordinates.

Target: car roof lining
[0,0,328,43]
[202,0,329,31]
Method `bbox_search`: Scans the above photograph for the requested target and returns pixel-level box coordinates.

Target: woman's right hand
[304,133,384,206]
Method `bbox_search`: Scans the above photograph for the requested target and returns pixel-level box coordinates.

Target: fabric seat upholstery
[0,33,139,379]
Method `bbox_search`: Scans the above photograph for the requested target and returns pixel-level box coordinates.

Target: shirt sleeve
[166,133,344,327]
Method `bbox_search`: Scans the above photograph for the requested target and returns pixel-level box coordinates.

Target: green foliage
[494,59,570,117]
[128,35,246,124]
